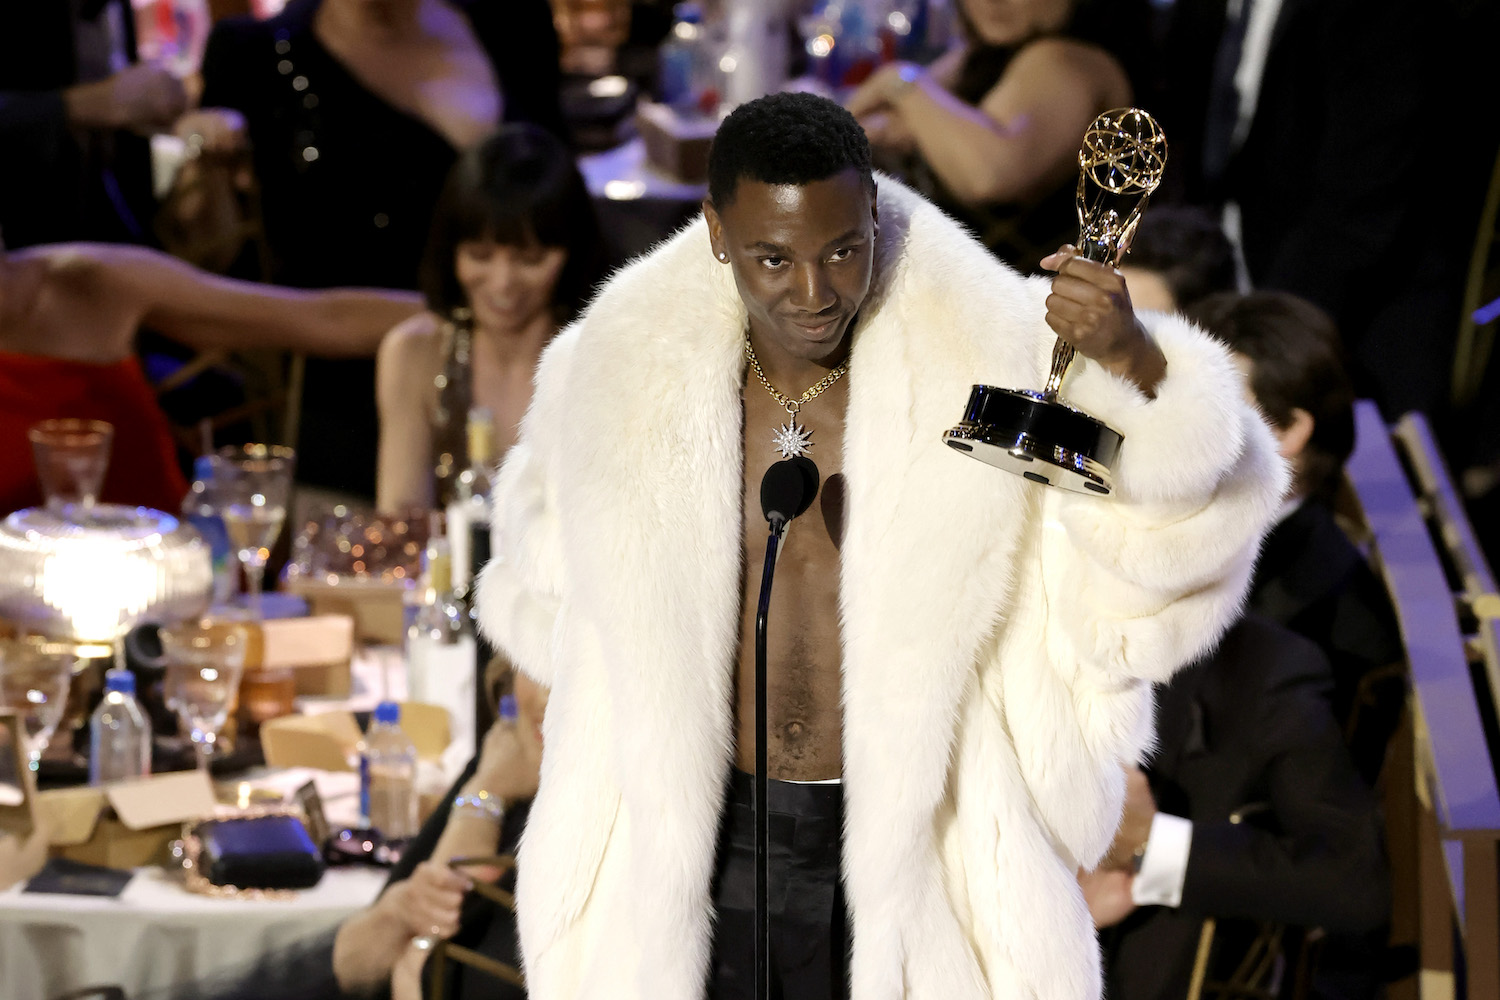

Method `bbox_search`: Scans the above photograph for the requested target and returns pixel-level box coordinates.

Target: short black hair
[420,124,604,321]
[707,92,873,207]
[1124,206,1237,309]
[1187,291,1355,503]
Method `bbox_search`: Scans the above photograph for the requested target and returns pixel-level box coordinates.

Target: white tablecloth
[0,865,386,1000]
[1,646,409,999]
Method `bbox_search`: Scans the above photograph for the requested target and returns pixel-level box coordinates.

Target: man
[476,92,1285,999]
[1188,290,1404,783]
[1081,614,1391,1000]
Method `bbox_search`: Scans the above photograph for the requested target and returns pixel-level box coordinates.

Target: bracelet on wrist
[450,790,505,824]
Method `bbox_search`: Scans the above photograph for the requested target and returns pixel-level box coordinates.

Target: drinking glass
[214,444,295,620]
[28,419,113,515]
[160,620,247,770]
[0,639,79,771]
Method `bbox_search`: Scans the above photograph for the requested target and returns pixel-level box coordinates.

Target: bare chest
[734,385,849,780]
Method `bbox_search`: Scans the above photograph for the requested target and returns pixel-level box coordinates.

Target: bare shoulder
[376,312,444,399]
[11,244,153,360]
[379,311,443,362]
[1006,36,1130,100]
[22,243,116,290]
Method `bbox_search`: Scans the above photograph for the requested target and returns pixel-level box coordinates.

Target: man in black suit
[0,0,186,248]
[1081,613,1391,1000]
[1188,290,1405,784]
[1150,0,1493,420]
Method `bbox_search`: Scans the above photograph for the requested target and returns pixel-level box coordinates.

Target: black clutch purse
[195,814,326,890]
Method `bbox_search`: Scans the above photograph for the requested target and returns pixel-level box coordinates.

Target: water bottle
[359,701,419,841]
[182,455,236,607]
[90,669,152,784]
[659,2,719,115]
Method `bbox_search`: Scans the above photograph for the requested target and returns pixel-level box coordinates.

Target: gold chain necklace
[744,332,849,458]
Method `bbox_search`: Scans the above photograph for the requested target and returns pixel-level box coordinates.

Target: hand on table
[857,110,917,156]
[1041,246,1167,397]
[845,61,924,119]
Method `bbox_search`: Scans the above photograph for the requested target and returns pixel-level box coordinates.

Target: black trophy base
[942,385,1122,496]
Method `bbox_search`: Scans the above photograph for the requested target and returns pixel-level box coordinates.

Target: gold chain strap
[744,334,850,415]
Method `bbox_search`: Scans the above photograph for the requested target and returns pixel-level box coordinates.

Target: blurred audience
[1118,204,1237,313]
[845,0,1146,271]
[1084,613,1391,1000]
[0,238,420,514]
[0,1,187,249]
[376,124,605,513]
[1189,290,1404,784]
[171,0,568,499]
[1149,0,1497,430]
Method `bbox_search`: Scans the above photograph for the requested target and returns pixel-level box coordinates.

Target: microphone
[760,457,820,531]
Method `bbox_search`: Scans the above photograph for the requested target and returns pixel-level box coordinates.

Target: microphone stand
[752,456,817,1000]
[754,511,788,1000]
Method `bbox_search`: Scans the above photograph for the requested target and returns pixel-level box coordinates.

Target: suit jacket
[1102,614,1391,1000]
[476,177,1287,1000]
[1157,0,1423,343]
[1249,499,1404,782]
[0,0,153,247]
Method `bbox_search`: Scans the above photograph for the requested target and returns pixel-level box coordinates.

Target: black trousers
[708,769,851,1000]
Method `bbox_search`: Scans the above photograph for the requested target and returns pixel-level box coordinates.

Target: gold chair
[423,854,526,998]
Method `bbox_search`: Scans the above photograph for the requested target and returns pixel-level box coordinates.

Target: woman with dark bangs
[845,0,1146,273]
[376,124,604,513]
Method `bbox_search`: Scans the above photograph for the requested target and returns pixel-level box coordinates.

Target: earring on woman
[717,252,728,262]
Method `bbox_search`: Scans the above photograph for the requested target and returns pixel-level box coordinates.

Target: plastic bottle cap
[373,701,400,725]
[499,693,518,722]
[191,455,217,482]
[104,669,136,695]
[674,1,703,23]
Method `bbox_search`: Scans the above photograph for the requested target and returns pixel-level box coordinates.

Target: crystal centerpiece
[0,505,213,644]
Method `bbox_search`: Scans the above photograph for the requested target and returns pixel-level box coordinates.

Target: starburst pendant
[772,416,814,458]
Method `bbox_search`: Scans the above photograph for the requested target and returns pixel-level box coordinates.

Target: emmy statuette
[942,108,1168,496]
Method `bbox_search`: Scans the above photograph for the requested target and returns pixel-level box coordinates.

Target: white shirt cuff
[1130,812,1193,908]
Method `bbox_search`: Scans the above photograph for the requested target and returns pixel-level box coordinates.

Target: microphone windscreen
[789,456,820,518]
[760,459,817,525]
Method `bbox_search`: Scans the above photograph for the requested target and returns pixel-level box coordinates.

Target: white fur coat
[476,178,1287,1000]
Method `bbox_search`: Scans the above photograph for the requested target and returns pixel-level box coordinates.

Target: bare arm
[375,316,442,512]
[332,716,538,990]
[97,245,424,356]
[849,40,1129,206]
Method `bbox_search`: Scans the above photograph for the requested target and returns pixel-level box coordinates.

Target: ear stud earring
[717,252,728,262]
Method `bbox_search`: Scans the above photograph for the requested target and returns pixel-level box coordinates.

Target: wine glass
[160,620,247,770]
[28,418,113,516]
[0,639,79,772]
[214,444,295,620]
